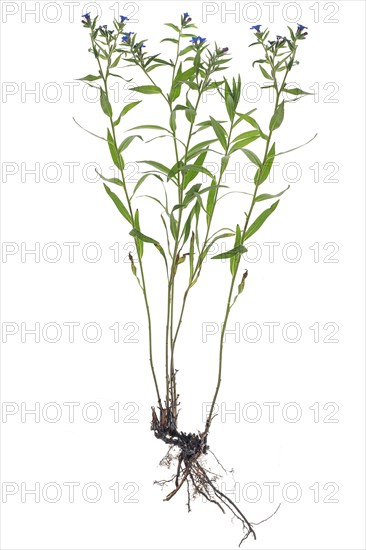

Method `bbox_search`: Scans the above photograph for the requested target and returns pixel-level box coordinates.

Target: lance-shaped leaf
[234,110,267,139]
[212,244,247,261]
[189,231,195,283]
[137,160,171,176]
[240,148,262,168]
[206,177,217,224]
[183,151,208,187]
[254,142,275,185]
[169,213,178,239]
[134,209,144,257]
[259,65,272,80]
[100,89,113,117]
[96,170,123,187]
[182,203,197,245]
[269,100,285,131]
[128,124,172,133]
[230,225,242,275]
[77,74,101,82]
[131,85,162,94]
[104,185,132,225]
[209,116,227,150]
[283,87,312,96]
[131,172,163,198]
[201,231,235,262]
[129,228,167,262]
[119,135,143,153]
[244,200,280,241]
[107,129,124,170]
[255,185,290,202]
[186,139,217,161]
[114,101,142,126]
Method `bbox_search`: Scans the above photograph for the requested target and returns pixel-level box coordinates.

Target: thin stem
[92,31,163,411]
[205,41,298,432]
[170,117,236,363]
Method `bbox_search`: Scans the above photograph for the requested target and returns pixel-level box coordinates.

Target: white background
[1,1,365,549]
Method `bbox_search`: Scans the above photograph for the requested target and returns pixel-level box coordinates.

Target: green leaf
[244,200,280,241]
[255,185,290,202]
[189,232,195,283]
[186,139,217,161]
[107,129,124,170]
[212,244,247,260]
[100,89,113,117]
[229,135,260,154]
[233,130,260,143]
[134,209,143,257]
[128,124,172,133]
[206,177,217,224]
[259,65,272,80]
[220,155,230,177]
[131,172,163,198]
[209,116,227,150]
[165,23,180,32]
[77,74,101,81]
[129,228,167,261]
[241,148,262,168]
[119,135,143,153]
[181,163,213,186]
[110,54,122,68]
[269,101,285,131]
[169,110,177,132]
[96,170,123,187]
[254,142,275,185]
[138,160,171,176]
[283,87,312,96]
[169,213,178,239]
[104,184,132,224]
[183,152,208,187]
[230,225,242,275]
[131,85,162,94]
[182,204,196,245]
[114,101,142,126]
[225,94,235,122]
[161,37,178,44]
[235,111,267,139]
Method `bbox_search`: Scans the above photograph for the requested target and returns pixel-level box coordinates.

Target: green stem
[204,43,297,433]
[170,117,235,360]
[92,32,163,411]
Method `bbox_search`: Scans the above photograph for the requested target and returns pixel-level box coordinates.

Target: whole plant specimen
[77,12,314,545]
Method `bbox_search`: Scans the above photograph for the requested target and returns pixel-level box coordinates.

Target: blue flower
[250,24,261,32]
[122,31,134,42]
[134,43,146,51]
[190,36,206,45]
[183,12,190,18]
[120,15,129,22]
[297,23,308,31]
[81,12,91,25]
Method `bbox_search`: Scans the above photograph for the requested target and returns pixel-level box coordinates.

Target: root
[151,406,257,546]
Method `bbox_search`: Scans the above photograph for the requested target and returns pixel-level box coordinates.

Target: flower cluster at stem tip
[250,22,308,43]
[81,11,230,54]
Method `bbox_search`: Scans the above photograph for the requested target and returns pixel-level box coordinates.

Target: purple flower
[120,15,129,22]
[81,12,91,25]
[250,24,261,32]
[190,36,206,45]
[134,43,146,52]
[122,31,134,42]
[297,23,308,31]
[183,12,190,19]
